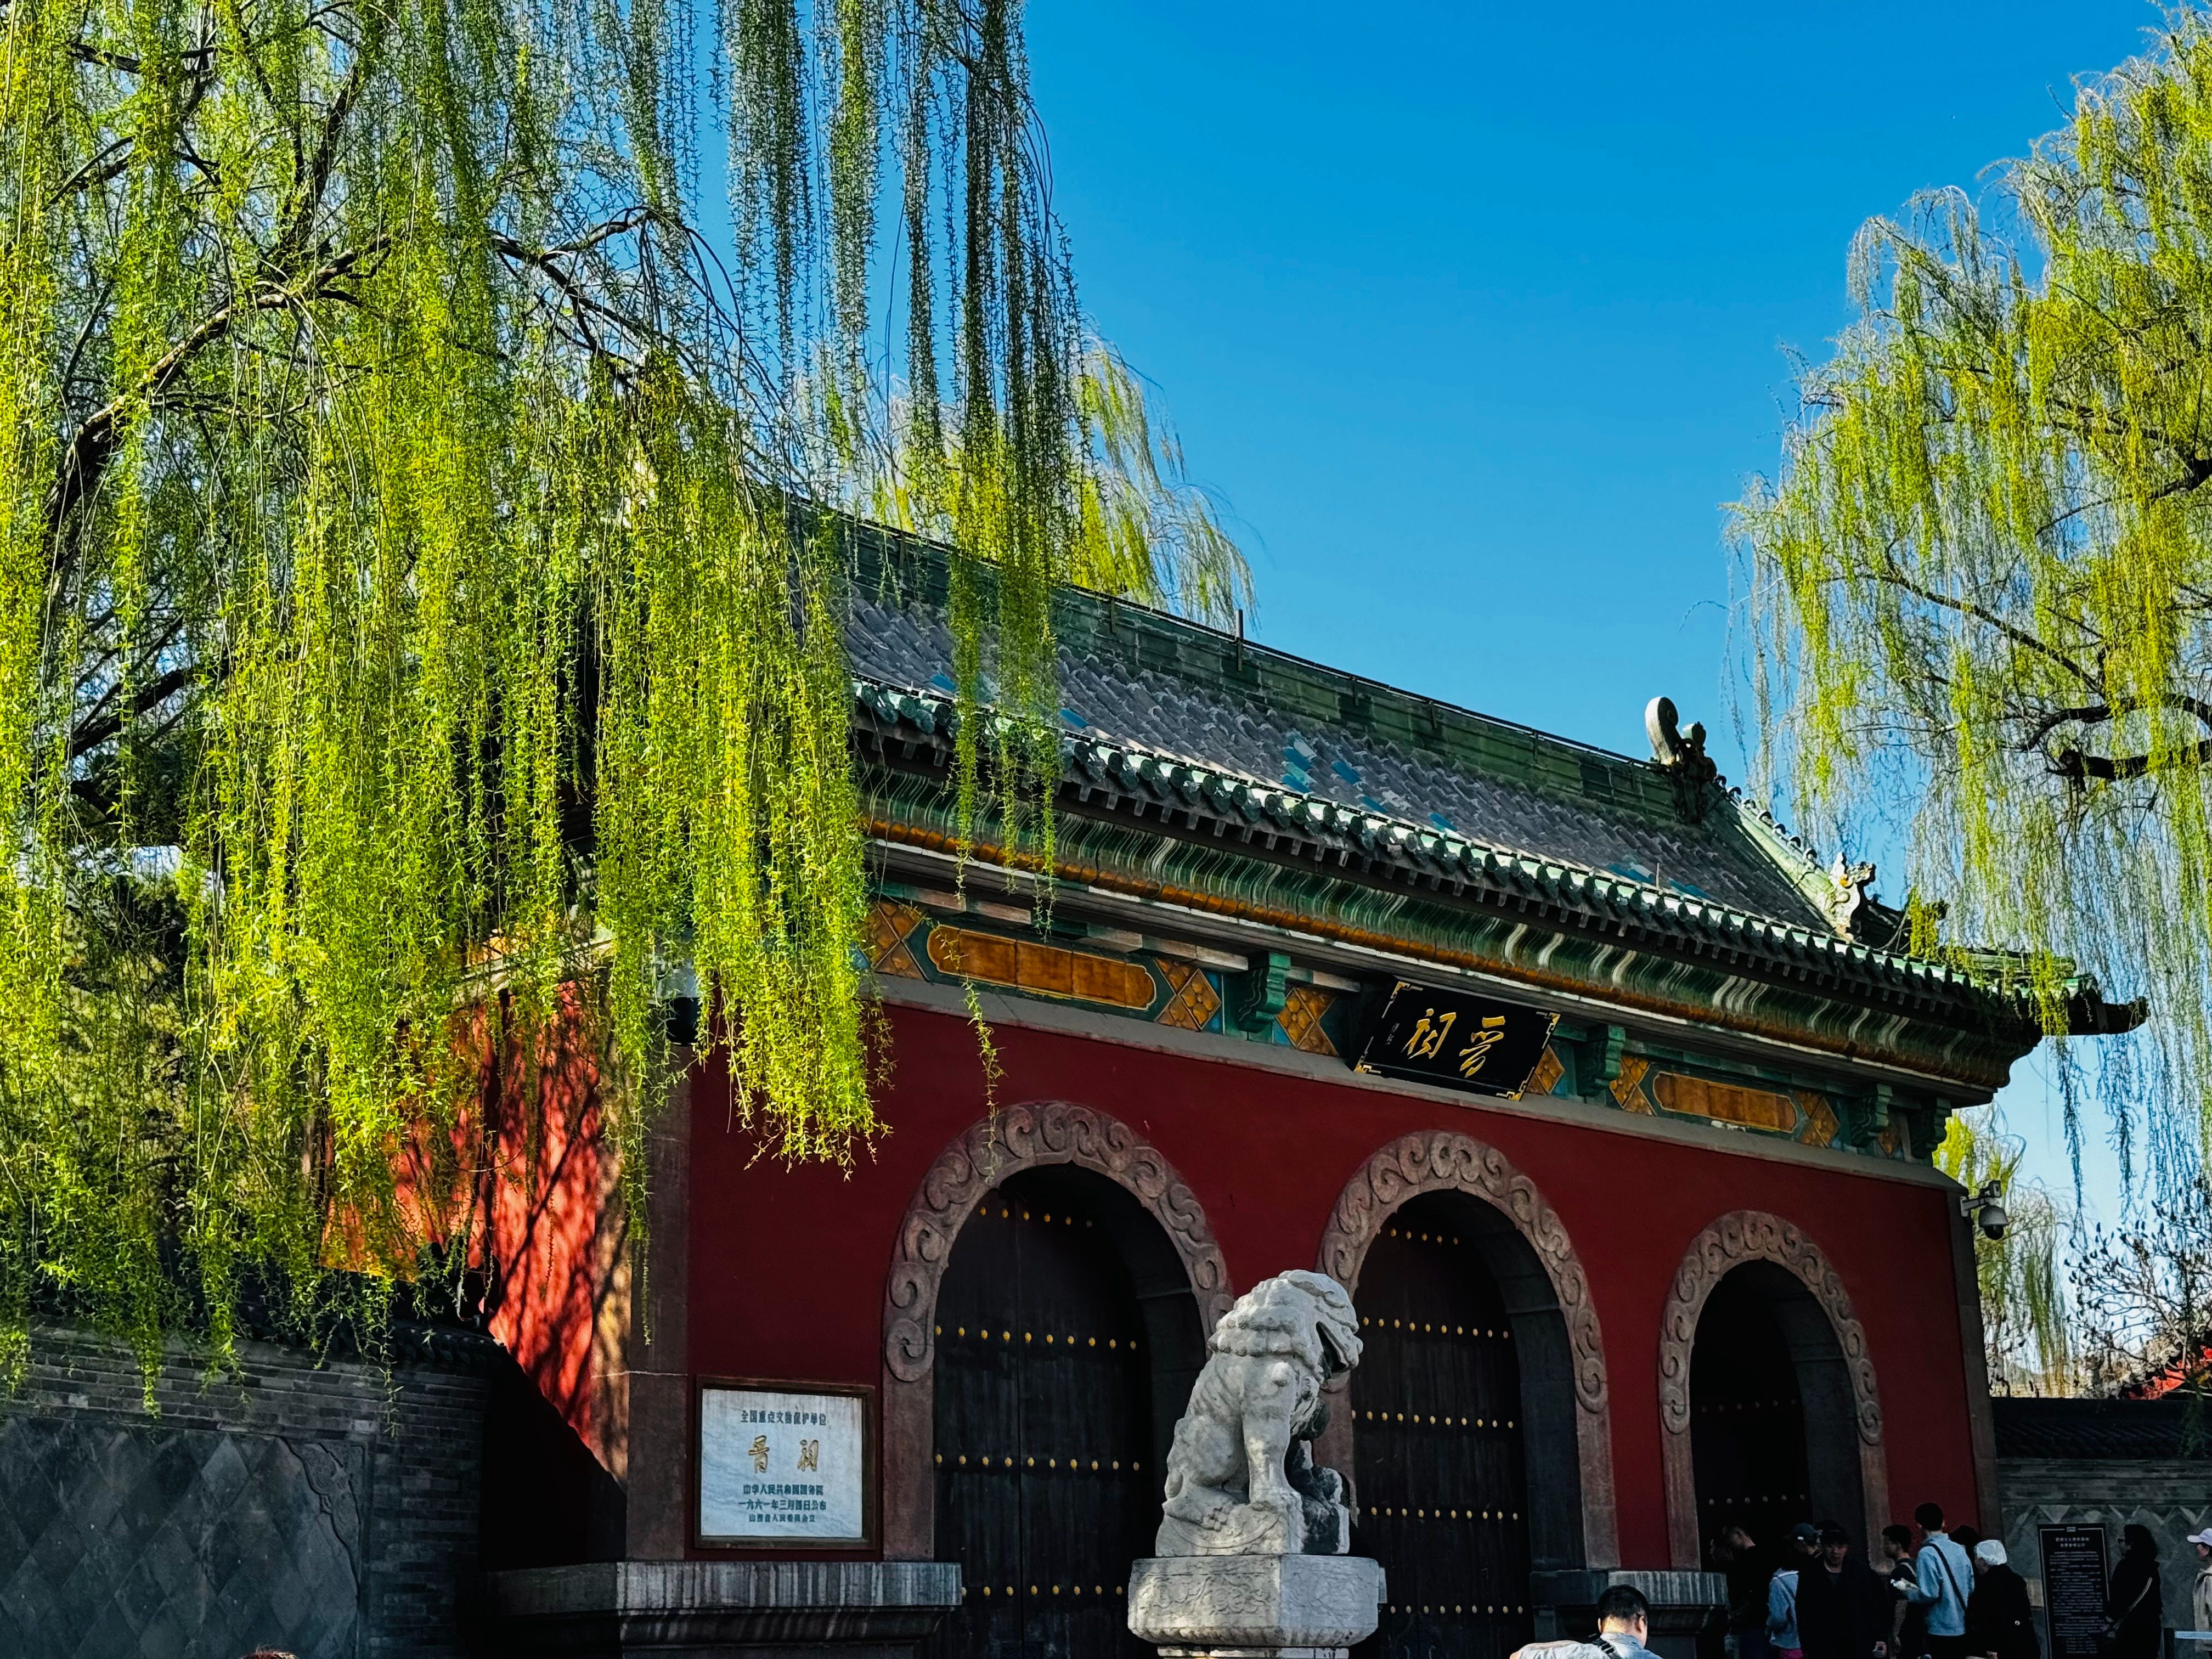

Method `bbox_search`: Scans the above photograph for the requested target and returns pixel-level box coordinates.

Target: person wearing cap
[1904,1502,1977,1659]
[2188,1527,2212,1657]
[1771,1523,1824,1659]
[1798,1522,1889,1659]
[1965,1538,2036,1659]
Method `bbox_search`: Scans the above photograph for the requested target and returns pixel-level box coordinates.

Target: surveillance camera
[1960,1179,2010,1240]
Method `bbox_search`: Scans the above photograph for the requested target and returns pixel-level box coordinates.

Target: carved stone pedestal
[1127,1554,1385,1659]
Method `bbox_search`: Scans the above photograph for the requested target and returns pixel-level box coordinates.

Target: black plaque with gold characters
[1352,981,1559,1099]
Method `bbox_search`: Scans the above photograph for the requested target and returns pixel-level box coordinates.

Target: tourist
[2106,1525,2164,1659]
[2189,1528,2212,1657]
[1719,1525,1776,1659]
[1797,1522,1888,1659]
[1965,1539,2036,1659]
[1510,1583,1660,1659]
[1882,1524,1927,1659]
[1904,1501,1975,1659]
[1771,1522,1822,1659]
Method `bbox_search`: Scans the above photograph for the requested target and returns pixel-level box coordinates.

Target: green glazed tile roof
[850,675,1994,1015]
[840,526,1856,924]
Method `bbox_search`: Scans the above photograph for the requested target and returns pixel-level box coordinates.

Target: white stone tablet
[697,1383,872,1546]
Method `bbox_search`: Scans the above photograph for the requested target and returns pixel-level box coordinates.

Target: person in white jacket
[1513,1584,1660,1659]
[2187,1527,2212,1658]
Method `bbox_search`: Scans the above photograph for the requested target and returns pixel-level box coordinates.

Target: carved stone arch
[879,1100,1233,1560]
[1658,1209,1888,1567]
[1314,1129,1619,1571]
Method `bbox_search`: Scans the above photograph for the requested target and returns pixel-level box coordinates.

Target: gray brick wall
[0,1322,494,1659]
[1999,1456,2212,1634]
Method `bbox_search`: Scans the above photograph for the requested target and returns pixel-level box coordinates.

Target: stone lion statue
[1156,1269,1363,1557]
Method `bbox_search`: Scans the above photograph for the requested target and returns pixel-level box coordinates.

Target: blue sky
[1020,0,2164,1214]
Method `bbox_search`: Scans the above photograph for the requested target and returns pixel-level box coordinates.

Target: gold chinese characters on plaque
[1351,980,1559,1099]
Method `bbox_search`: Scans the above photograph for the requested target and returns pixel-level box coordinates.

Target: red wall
[686,1002,1984,1567]
[470,989,625,1474]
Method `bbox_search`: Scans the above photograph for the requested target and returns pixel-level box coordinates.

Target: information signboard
[697,1379,874,1548]
[2040,1523,2112,1659]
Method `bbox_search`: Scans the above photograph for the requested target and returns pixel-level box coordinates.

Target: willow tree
[1735,14,2212,1188]
[0,0,1246,1369]
[1938,1111,2076,1395]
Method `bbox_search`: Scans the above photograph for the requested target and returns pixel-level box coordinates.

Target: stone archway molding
[879,1100,1233,1559]
[1658,1209,1888,1568]
[1314,1129,1620,1570]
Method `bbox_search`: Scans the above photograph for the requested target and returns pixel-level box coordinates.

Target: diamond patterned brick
[0,1415,366,1659]
[0,1325,493,1659]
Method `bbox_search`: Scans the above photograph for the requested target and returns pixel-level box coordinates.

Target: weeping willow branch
[0,0,1244,1374]
[1734,12,2212,1192]
[1938,1109,2076,1396]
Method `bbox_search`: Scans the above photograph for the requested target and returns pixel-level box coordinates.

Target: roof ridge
[851,673,1978,997]
[838,514,1932,957]
[842,516,1691,774]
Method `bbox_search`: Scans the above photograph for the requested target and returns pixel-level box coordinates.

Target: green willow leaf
[1736,14,2212,1193]
[0,0,1243,1369]
[1937,1110,2075,1395]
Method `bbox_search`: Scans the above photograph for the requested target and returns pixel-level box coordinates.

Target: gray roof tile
[842,568,1836,933]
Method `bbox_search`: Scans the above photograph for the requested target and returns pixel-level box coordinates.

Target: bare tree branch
[66,665,196,762]
[46,235,392,538]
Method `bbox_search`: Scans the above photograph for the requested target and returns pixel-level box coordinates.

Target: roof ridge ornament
[1645,696,1720,824]
[1829,855,1878,934]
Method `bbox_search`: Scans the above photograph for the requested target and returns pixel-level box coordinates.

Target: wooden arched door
[927,1167,1172,1659]
[1351,1194,1534,1659]
[1689,1259,1866,1552]
[1690,1268,1810,1548]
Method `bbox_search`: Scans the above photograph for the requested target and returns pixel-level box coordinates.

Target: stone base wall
[0,1322,494,1659]
[481,1562,965,1658]
[1998,1457,2212,1635]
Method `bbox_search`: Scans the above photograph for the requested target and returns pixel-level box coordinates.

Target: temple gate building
[478,527,2134,1659]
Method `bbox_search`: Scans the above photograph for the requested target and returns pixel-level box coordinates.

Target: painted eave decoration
[853,672,2004,1015]
[831,520,2137,1120]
